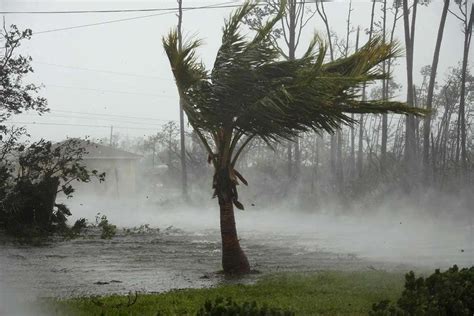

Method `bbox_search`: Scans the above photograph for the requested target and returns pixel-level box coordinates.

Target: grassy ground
[45,271,405,315]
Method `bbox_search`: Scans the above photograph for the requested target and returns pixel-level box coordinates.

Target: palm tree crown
[163,0,425,274]
[163,0,422,208]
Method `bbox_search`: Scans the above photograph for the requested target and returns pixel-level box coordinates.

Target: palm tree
[163,1,422,274]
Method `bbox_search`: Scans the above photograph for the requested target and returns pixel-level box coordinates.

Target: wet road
[0,226,375,299]
[0,200,472,299]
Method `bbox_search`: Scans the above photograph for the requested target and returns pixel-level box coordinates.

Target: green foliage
[0,25,47,123]
[49,271,404,315]
[0,138,105,239]
[163,1,421,145]
[96,213,117,239]
[1,25,105,240]
[370,265,474,316]
[197,296,294,316]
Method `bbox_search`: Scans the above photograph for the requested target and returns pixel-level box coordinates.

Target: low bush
[370,265,474,316]
[197,297,294,316]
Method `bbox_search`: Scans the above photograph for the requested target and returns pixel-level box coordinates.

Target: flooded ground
[0,197,473,301]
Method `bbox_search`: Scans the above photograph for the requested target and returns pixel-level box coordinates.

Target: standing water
[1,197,472,300]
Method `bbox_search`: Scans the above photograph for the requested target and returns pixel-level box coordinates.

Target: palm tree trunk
[218,194,250,274]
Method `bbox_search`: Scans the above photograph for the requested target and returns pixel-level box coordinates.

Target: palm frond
[162,31,206,91]
[163,0,424,154]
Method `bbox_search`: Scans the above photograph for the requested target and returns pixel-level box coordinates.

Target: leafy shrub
[370,265,474,316]
[69,218,88,237]
[0,138,105,239]
[123,224,159,235]
[96,214,117,239]
[197,297,294,316]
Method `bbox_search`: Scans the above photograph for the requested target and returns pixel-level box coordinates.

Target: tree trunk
[288,0,300,180]
[381,0,388,169]
[350,26,360,177]
[403,0,418,174]
[218,194,250,274]
[357,114,364,177]
[287,142,292,178]
[459,2,473,171]
[423,0,450,177]
[358,0,376,177]
[336,130,343,189]
[330,134,336,184]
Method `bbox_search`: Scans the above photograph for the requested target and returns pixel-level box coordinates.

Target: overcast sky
[1,0,472,143]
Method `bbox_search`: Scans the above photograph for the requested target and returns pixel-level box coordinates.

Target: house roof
[56,139,142,160]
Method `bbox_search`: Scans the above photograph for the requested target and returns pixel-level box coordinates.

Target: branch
[231,134,256,167]
[229,129,244,158]
[448,8,464,23]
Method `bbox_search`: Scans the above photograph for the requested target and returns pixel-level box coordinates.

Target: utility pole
[177,0,188,198]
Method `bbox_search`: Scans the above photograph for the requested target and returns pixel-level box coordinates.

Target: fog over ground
[65,189,474,269]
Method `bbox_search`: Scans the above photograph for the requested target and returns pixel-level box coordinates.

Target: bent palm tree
[163,1,422,274]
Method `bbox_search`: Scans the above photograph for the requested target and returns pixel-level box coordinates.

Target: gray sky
[1,0,472,142]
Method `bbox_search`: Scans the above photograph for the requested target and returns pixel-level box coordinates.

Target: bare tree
[315,0,338,186]
[350,26,360,175]
[449,0,473,171]
[358,0,377,177]
[380,0,402,169]
[423,0,450,178]
[402,0,419,174]
[381,0,388,168]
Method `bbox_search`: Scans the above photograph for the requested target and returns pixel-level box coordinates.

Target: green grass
[44,271,405,315]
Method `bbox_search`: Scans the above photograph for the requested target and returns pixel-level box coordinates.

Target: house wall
[73,158,138,197]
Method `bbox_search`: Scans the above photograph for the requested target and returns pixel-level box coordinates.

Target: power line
[0,1,332,39]
[26,2,238,35]
[50,109,174,122]
[33,11,173,35]
[4,121,159,130]
[44,83,176,98]
[21,112,167,126]
[34,61,171,80]
[0,1,321,15]
[0,2,243,14]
